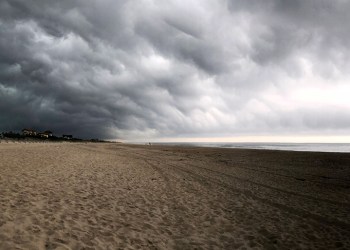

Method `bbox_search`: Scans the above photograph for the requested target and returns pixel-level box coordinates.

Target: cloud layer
[1,0,350,140]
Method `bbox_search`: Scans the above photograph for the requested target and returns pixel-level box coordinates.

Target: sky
[1,0,350,142]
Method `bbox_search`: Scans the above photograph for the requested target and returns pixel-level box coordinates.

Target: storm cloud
[1,0,350,140]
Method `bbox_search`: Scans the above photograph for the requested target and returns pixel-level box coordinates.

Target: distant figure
[149,142,152,146]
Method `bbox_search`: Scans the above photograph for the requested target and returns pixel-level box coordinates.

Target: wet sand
[0,142,349,249]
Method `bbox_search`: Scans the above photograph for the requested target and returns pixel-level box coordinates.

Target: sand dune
[0,142,349,249]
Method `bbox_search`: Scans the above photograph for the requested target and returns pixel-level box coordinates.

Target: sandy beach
[0,142,349,249]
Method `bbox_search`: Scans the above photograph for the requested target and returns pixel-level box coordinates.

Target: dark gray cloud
[1,0,350,140]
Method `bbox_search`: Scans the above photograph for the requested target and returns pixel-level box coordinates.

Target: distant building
[22,128,37,136]
[43,130,53,137]
[38,130,53,138]
[63,134,73,140]
[38,133,48,138]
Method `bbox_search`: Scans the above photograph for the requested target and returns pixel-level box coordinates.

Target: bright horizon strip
[126,135,350,144]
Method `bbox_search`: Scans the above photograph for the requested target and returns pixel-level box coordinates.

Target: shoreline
[1,142,349,249]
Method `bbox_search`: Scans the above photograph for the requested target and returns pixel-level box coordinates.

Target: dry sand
[0,141,349,249]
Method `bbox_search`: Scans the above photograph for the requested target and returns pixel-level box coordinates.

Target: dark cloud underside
[1,0,350,139]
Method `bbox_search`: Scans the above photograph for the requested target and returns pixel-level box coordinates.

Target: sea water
[153,142,350,153]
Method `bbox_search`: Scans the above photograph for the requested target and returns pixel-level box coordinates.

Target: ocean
[152,142,350,153]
